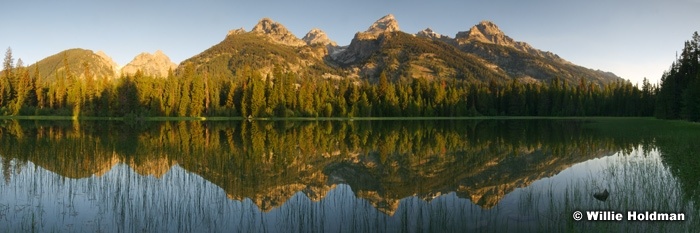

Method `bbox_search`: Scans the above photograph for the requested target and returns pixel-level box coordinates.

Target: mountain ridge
[26,14,623,86]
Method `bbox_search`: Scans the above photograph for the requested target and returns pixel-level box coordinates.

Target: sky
[2,0,699,85]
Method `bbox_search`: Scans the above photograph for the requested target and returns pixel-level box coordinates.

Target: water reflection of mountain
[0,120,627,214]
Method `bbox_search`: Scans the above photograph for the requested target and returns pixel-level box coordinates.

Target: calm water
[0,119,698,232]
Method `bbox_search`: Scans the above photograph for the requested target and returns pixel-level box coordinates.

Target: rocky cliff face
[251,18,306,47]
[121,50,177,78]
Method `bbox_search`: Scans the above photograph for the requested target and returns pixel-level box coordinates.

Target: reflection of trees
[0,119,691,213]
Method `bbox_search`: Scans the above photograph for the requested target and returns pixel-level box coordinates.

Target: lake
[0,119,698,232]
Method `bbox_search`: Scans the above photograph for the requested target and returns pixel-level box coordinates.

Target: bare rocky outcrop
[251,18,306,47]
[121,50,177,78]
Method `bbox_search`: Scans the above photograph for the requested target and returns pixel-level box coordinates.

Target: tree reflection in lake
[0,119,697,232]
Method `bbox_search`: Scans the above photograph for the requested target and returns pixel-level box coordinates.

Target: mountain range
[26,14,622,85]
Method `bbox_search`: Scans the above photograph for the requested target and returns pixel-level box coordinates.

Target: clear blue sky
[2,0,699,85]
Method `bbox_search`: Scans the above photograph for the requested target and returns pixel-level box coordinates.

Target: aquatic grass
[524,147,699,232]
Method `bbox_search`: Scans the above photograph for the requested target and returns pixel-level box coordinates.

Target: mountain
[327,15,621,84]
[27,15,622,86]
[360,14,401,39]
[452,21,622,85]
[331,14,402,64]
[29,48,118,81]
[251,18,307,47]
[302,28,337,46]
[176,17,339,79]
[416,28,451,42]
[121,50,177,78]
[330,14,508,82]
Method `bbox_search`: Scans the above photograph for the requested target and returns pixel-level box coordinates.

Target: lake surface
[0,119,698,232]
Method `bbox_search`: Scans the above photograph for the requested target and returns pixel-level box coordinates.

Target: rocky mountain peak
[456,20,513,46]
[251,18,278,32]
[416,28,447,39]
[455,20,571,69]
[302,28,337,46]
[251,17,306,47]
[121,50,177,78]
[364,14,400,36]
[153,49,165,57]
[475,20,502,34]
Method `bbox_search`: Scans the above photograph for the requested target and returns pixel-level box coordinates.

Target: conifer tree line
[0,47,658,118]
[655,32,700,121]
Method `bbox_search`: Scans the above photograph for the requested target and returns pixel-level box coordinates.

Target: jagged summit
[366,14,400,34]
[456,20,514,46]
[302,28,337,46]
[121,50,177,78]
[416,28,448,40]
[356,14,400,40]
[251,17,306,47]
[455,20,565,61]
[251,18,279,33]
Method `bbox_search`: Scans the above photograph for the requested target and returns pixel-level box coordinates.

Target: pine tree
[32,62,45,109]
[83,61,96,115]
[1,47,13,109]
[248,72,266,117]
[12,59,32,115]
[189,72,205,116]
[224,81,237,115]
